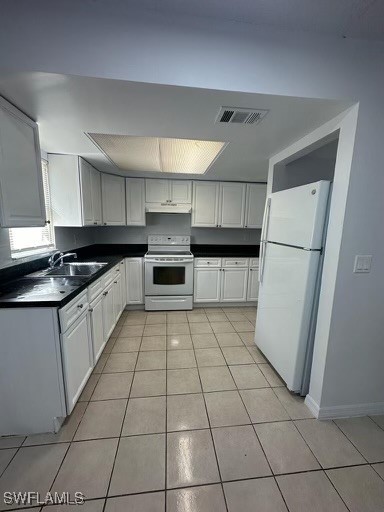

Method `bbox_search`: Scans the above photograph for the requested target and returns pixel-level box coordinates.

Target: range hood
[146,204,192,214]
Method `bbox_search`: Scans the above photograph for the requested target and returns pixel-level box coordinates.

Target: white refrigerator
[255,181,331,394]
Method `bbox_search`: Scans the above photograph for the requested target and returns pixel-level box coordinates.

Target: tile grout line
[193,328,230,512]
[101,329,143,512]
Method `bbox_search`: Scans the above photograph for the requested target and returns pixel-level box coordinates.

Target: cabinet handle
[245,225,247,228]
[89,308,93,312]
[77,304,84,309]
[114,281,117,284]
[94,222,97,225]
[103,291,108,296]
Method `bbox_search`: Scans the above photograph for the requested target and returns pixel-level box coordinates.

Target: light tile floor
[1,306,384,511]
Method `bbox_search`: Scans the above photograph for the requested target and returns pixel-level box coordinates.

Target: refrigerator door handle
[259,198,271,284]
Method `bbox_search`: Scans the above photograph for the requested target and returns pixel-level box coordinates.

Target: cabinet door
[0,96,45,227]
[119,260,127,307]
[113,272,123,322]
[191,182,220,227]
[79,159,94,225]
[125,258,144,304]
[102,284,115,340]
[91,168,102,225]
[170,180,192,204]
[101,173,126,225]
[90,295,105,363]
[61,312,93,413]
[219,182,246,228]
[145,179,169,203]
[126,178,145,225]
[245,183,267,228]
[194,268,221,302]
[247,267,259,301]
[221,268,248,302]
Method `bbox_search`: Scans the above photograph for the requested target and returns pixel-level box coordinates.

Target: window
[9,160,55,258]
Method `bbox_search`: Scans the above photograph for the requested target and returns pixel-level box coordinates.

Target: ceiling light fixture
[87,134,227,174]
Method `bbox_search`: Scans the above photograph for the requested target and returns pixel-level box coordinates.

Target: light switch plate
[353,255,372,273]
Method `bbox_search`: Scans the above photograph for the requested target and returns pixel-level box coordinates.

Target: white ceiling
[0,72,351,181]
[126,0,384,41]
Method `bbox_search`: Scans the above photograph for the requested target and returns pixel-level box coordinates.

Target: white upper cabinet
[49,155,102,226]
[170,180,192,204]
[191,181,220,227]
[245,183,267,228]
[0,96,45,227]
[126,178,145,226]
[101,173,126,225]
[219,182,246,228]
[145,179,169,204]
[146,179,192,205]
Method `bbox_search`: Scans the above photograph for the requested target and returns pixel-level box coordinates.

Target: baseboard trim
[305,394,384,420]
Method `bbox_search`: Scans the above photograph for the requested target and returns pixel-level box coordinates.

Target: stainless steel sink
[30,262,108,278]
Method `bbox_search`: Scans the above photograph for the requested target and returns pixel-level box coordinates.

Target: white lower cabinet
[194,268,221,302]
[247,267,259,301]
[61,311,93,414]
[221,268,248,302]
[113,272,124,321]
[90,293,105,363]
[102,282,115,340]
[125,257,144,304]
[194,257,258,303]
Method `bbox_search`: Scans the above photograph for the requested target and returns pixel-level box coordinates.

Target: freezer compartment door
[267,181,330,249]
[255,243,320,392]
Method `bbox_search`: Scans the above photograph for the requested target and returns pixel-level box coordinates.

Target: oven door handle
[145,258,194,263]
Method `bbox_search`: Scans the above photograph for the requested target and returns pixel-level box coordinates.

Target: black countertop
[0,243,259,308]
[191,244,259,257]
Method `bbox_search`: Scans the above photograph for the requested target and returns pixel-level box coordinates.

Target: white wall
[92,214,259,246]
[1,1,384,416]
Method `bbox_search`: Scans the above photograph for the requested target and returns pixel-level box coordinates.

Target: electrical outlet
[353,255,372,273]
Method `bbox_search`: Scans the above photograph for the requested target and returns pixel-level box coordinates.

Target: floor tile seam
[193,342,230,512]
[331,419,370,464]
[102,330,142,510]
[371,463,384,482]
[165,339,168,512]
[369,415,384,432]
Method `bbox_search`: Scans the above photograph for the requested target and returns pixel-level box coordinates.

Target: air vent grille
[216,106,269,125]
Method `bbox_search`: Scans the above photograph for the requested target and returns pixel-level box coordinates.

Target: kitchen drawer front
[88,277,103,302]
[103,265,119,287]
[59,291,89,333]
[222,258,249,268]
[249,258,259,268]
[194,258,222,268]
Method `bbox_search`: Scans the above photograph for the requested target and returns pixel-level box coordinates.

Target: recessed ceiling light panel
[87,134,227,174]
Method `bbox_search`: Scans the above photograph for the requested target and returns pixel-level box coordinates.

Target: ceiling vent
[216,106,269,125]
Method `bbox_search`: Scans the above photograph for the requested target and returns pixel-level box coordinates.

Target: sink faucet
[48,251,77,268]
[48,251,62,268]
[55,252,78,267]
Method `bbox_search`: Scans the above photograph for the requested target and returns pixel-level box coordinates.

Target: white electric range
[144,235,194,310]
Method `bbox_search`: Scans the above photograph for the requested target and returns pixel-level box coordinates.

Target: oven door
[145,259,193,296]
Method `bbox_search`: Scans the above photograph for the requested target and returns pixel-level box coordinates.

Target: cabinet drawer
[59,291,89,333]
[194,258,222,268]
[222,258,249,268]
[88,277,103,302]
[249,258,259,268]
[103,265,119,287]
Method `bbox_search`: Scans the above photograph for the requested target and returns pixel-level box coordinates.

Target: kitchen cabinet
[126,178,146,225]
[102,282,115,339]
[194,268,221,302]
[0,96,45,227]
[113,271,124,321]
[49,155,102,226]
[247,267,259,301]
[61,311,93,414]
[89,294,105,363]
[125,257,144,304]
[101,173,126,225]
[194,257,253,303]
[245,183,267,228]
[145,179,192,205]
[219,182,246,228]
[191,182,220,227]
[221,268,248,302]
[119,259,127,306]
